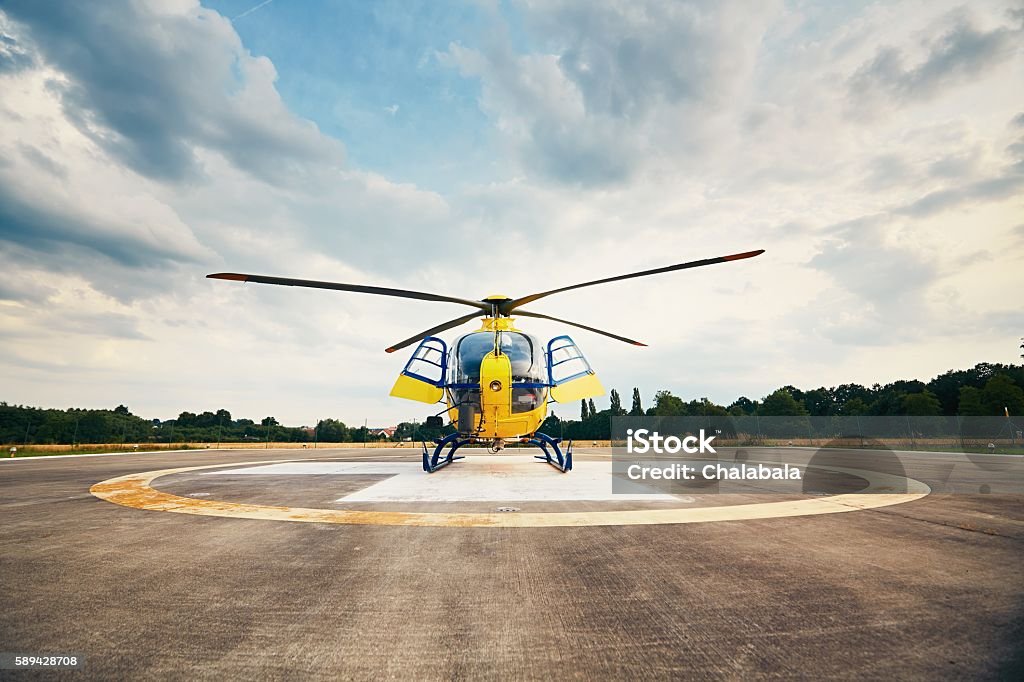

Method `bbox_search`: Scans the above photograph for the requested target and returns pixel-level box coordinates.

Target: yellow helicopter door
[479,350,513,432]
[389,337,447,404]
[547,335,604,403]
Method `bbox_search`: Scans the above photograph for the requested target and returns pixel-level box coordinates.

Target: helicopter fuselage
[391,316,603,443]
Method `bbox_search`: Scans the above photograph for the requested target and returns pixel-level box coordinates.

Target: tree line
[0,404,451,446]
[544,361,1024,441]
[2,361,1021,445]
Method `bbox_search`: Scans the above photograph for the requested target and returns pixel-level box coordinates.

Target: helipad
[6,446,1020,679]
[90,453,930,527]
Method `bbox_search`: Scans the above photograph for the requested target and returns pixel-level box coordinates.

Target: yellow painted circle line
[89,459,930,528]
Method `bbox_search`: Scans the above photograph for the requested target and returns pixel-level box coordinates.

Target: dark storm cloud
[849,13,1020,104]
[1,1,342,183]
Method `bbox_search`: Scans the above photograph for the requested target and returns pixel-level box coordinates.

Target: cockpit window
[455,333,491,383]
[449,331,548,414]
[453,332,544,382]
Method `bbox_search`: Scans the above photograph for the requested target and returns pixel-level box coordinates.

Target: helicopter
[208,248,763,473]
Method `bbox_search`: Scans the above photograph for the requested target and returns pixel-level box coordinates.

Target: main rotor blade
[503,249,764,312]
[515,309,646,347]
[207,273,491,311]
[385,311,484,354]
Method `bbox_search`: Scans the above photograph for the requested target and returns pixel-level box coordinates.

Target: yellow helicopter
[208,249,763,472]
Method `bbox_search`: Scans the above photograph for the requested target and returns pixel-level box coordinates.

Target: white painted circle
[90,456,930,528]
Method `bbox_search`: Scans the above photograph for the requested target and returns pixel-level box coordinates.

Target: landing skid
[421,432,573,473]
[530,432,573,473]
[421,432,468,473]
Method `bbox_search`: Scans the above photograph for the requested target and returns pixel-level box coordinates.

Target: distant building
[369,427,397,439]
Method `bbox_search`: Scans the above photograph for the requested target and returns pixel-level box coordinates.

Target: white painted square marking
[206,456,675,502]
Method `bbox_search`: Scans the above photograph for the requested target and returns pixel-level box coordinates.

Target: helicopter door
[389,337,447,404]
[546,335,604,402]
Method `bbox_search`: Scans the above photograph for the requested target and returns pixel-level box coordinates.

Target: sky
[0,0,1022,426]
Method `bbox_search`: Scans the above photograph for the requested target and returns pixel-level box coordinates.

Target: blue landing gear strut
[422,432,470,473]
[530,432,573,472]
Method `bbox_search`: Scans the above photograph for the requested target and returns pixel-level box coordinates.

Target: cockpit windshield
[449,331,548,414]
[454,332,543,382]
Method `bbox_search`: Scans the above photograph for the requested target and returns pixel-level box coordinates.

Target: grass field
[3,441,428,457]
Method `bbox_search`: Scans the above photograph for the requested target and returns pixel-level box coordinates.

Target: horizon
[5,357,1021,426]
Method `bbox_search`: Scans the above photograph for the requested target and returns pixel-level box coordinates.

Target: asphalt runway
[2,447,1022,679]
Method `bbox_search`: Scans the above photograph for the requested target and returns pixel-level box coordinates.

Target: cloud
[849,10,1021,107]
[1,0,343,183]
[528,1,765,116]
[803,105,1024,345]
[810,215,939,304]
[441,0,782,185]
[893,169,1024,218]
[16,142,66,178]
[865,152,912,180]
[0,11,33,73]
[0,65,213,284]
[802,164,1023,349]
[0,274,56,304]
[893,118,1024,218]
[0,3,456,303]
[0,169,208,270]
[44,310,151,341]
[927,146,983,179]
